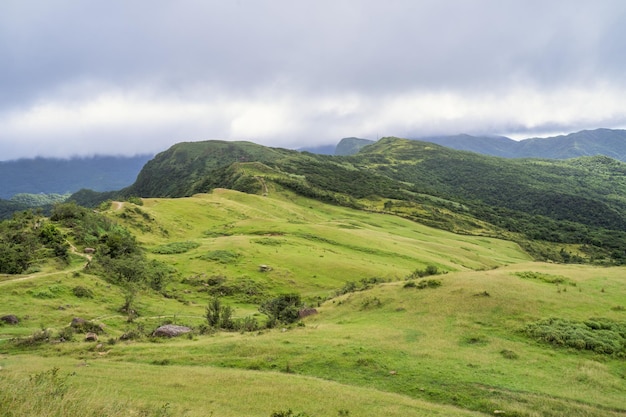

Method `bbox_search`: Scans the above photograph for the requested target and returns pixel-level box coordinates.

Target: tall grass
[0,366,170,417]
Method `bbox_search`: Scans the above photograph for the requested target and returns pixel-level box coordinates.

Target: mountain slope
[335,137,376,155]
[96,137,626,264]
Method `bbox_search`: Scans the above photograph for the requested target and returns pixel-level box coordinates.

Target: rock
[85,332,98,342]
[71,317,86,327]
[152,324,192,338]
[0,315,18,325]
[258,264,272,272]
[298,308,318,319]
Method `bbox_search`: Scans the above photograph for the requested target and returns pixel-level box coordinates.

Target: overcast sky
[2,0,626,160]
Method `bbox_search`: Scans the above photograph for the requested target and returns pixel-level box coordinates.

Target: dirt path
[0,240,91,286]
[112,201,124,211]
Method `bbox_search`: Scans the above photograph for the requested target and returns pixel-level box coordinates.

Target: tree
[259,293,303,328]
[206,297,234,330]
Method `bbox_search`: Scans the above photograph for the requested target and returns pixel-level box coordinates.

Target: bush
[523,317,626,356]
[407,265,443,279]
[259,293,303,328]
[199,250,241,264]
[57,326,75,342]
[72,286,94,298]
[151,241,200,254]
[12,328,52,347]
[206,297,235,330]
[416,279,442,289]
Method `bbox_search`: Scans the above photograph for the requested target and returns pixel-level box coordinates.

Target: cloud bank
[1,0,626,159]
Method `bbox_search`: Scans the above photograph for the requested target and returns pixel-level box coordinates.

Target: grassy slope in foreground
[1,190,625,416]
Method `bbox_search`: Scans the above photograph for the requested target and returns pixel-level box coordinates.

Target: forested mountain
[416,128,626,160]
[0,154,152,199]
[67,136,626,265]
[334,137,375,155]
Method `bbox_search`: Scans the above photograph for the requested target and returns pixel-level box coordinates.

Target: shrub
[500,349,519,359]
[206,297,235,330]
[151,241,200,254]
[12,328,52,347]
[407,265,443,279]
[72,285,94,298]
[416,279,442,289]
[523,317,626,356]
[234,316,261,332]
[199,250,241,264]
[260,293,303,328]
[57,326,75,342]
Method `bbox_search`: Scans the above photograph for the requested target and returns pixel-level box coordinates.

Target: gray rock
[152,324,192,338]
[0,315,18,325]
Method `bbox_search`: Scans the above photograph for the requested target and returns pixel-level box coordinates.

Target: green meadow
[1,190,625,416]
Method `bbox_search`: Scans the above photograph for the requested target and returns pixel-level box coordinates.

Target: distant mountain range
[334,128,626,160]
[0,154,152,199]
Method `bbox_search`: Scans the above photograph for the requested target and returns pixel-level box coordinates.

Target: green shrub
[500,349,519,359]
[514,271,573,285]
[206,297,235,330]
[151,241,200,254]
[407,265,443,279]
[523,317,626,356]
[72,285,94,298]
[416,279,442,289]
[199,250,241,264]
[12,328,52,347]
[57,326,75,342]
[260,293,303,328]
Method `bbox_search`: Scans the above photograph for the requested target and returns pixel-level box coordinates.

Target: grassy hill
[1,190,625,416]
[78,137,626,265]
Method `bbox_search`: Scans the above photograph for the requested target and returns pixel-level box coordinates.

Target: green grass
[1,190,625,416]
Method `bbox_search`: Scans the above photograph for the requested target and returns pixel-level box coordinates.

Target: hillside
[416,128,626,161]
[0,192,625,416]
[85,137,626,265]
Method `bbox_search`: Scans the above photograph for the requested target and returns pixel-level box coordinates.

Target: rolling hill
[78,136,626,265]
[2,135,626,415]
[0,189,625,416]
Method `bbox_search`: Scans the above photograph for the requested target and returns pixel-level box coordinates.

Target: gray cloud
[1,0,626,159]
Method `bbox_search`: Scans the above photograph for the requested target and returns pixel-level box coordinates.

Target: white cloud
[2,80,626,160]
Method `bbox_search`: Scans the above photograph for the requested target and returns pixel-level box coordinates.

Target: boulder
[152,324,192,338]
[70,317,86,327]
[85,332,98,342]
[0,314,19,325]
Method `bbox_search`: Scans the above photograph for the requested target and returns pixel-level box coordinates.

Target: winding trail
[0,240,92,286]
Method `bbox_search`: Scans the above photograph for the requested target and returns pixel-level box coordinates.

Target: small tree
[259,293,303,328]
[206,297,235,330]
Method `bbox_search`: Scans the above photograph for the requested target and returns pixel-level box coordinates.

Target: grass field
[1,190,625,416]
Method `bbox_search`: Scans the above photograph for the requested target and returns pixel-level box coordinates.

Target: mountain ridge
[412,128,626,160]
[62,135,626,265]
